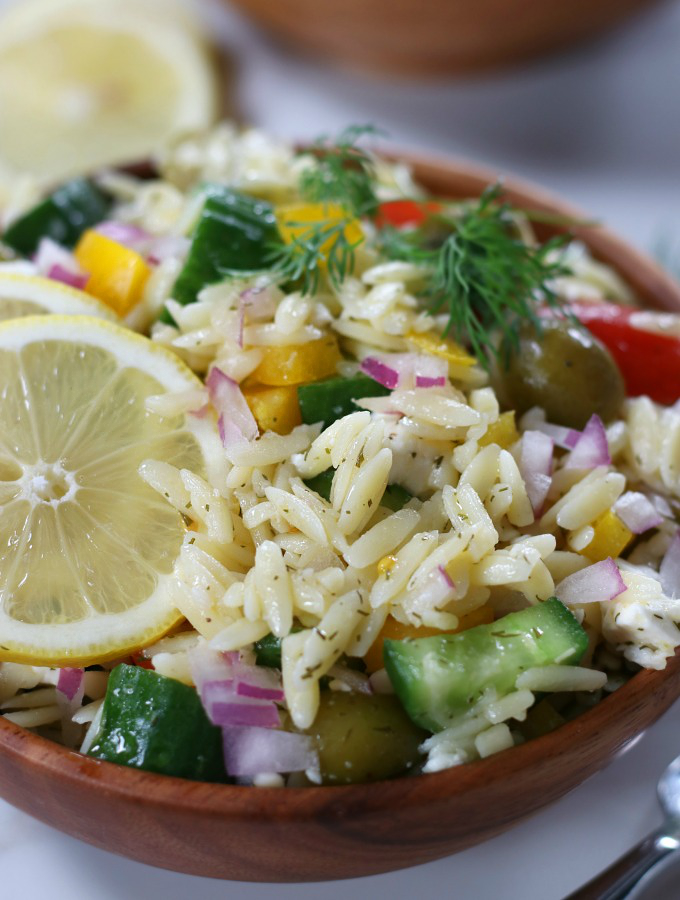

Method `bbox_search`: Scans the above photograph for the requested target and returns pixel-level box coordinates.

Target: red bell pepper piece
[570,302,680,405]
[374,199,442,229]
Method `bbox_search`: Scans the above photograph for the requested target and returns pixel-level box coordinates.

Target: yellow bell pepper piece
[251,335,341,387]
[276,202,363,269]
[406,330,477,368]
[75,230,151,316]
[243,384,302,435]
[362,605,494,673]
[579,509,633,562]
[479,411,520,449]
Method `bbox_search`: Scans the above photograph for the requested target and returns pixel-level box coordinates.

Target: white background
[2,1,680,897]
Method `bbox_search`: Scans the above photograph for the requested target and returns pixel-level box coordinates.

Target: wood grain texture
[1,153,680,881]
[226,0,665,76]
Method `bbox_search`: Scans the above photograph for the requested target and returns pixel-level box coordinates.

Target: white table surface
[2,1,680,897]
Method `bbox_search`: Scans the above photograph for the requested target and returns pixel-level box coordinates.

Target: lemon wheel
[0,0,219,184]
[0,273,116,322]
[0,315,222,665]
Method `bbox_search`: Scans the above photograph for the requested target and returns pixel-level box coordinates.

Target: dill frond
[380,185,571,368]
[298,124,383,217]
[267,218,362,295]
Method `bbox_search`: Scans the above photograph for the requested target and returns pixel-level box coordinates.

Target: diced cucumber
[297,373,390,429]
[384,597,588,732]
[3,178,112,256]
[303,467,412,510]
[87,664,227,782]
[165,186,281,322]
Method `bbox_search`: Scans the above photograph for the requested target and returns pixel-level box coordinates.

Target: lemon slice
[0,273,116,322]
[0,315,222,666]
[0,0,219,184]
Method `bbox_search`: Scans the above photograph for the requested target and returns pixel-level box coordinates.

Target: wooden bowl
[1,154,680,882]
[226,0,665,76]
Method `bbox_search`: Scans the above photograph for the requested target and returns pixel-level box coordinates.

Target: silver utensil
[565,753,680,899]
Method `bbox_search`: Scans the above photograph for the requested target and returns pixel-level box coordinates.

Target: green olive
[495,319,625,429]
[303,691,427,785]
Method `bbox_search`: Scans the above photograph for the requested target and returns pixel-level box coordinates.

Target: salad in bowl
[0,122,679,793]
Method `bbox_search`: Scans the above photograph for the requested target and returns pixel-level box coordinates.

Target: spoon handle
[564,828,680,900]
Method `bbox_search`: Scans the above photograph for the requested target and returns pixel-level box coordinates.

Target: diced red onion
[210,700,281,729]
[361,355,399,390]
[565,414,610,469]
[613,492,664,534]
[533,420,581,450]
[240,285,278,322]
[232,658,285,702]
[223,726,318,777]
[361,352,448,391]
[206,366,258,445]
[34,238,87,287]
[47,264,89,290]
[646,492,674,520]
[96,220,151,249]
[555,557,626,605]
[660,531,680,598]
[56,667,84,701]
[520,430,554,514]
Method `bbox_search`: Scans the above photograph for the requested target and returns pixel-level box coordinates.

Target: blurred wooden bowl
[1,152,679,881]
[227,0,664,76]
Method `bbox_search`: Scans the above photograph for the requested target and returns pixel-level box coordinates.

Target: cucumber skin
[297,374,390,430]
[304,468,412,510]
[166,187,280,321]
[87,664,228,783]
[384,598,588,733]
[3,178,111,256]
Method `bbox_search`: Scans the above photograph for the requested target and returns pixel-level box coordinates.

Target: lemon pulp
[0,315,220,665]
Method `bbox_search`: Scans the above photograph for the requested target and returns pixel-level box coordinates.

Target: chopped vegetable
[243,384,302,434]
[271,202,364,294]
[613,492,664,535]
[555,558,626,606]
[223,725,317,777]
[74,230,151,315]
[362,607,494,673]
[87,664,228,782]
[478,411,519,449]
[360,352,448,390]
[168,187,280,319]
[384,598,588,732]
[206,366,259,445]
[374,199,442,229]
[565,414,611,470]
[56,667,84,701]
[572,301,680,405]
[579,509,633,562]
[3,178,111,256]
[300,691,426,784]
[519,430,554,514]
[297,373,390,429]
[250,335,341,386]
[405,330,477,369]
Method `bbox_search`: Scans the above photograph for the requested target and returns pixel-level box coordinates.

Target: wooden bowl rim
[2,148,680,822]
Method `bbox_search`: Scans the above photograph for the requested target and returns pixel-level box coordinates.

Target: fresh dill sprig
[298,124,383,217]
[269,125,383,294]
[267,218,362,295]
[380,185,571,367]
